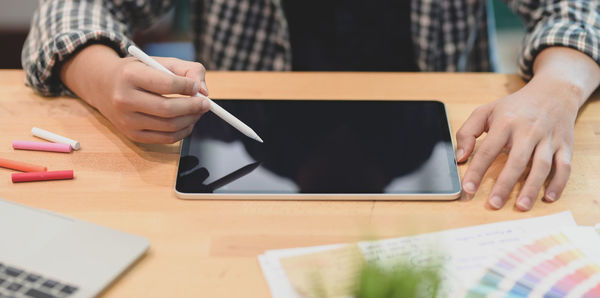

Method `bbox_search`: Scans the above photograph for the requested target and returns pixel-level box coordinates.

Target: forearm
[529,47,600,108]
[22,0,176,97]
[60,45,122,109]
[22,1,130,96]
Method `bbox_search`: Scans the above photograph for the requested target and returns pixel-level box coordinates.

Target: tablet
[175,99,461,200]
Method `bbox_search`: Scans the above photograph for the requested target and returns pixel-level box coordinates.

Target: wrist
[527,75,586,110]
[531,47,600,109]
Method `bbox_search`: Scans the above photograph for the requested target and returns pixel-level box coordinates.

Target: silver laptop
[0,198,149,298]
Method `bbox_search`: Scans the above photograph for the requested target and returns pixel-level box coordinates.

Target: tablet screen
[176,100,460,195]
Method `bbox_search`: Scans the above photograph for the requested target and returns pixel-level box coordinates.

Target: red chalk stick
[12,170,74,183]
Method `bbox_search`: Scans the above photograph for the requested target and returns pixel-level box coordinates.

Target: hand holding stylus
[60,44,211,144]
[128,46,264,143]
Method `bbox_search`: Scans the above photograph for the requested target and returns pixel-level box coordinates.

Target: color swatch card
[466,227,600,298]
[258,211,579,298]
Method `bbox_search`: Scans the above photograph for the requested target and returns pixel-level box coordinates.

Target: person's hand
[456,82,578,210]
[455,47,600,211]
[60,44,210,143]
[455,78,580,211]
[96,55,210,143]
[456,80,579,210]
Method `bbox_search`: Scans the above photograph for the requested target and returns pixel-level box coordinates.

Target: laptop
[0,198,149,298]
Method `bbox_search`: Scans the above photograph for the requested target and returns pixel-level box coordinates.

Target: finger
[455,105,493,163]
[487,137,536,209]
[123,112,204,133]
[114,90,209,118]
[155,57,209,96]
[125,62,199,96]
[515,141,554,211]
[127,123,196,144]
[544,146,573,202]
[461,126,510,195]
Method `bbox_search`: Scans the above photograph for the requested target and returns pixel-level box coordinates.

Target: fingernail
[459,192,473,201]
[455,148,464,161]
[201,82,209,95]
[463,182,476,194]
[517,196,532,210]
[545,192,557,202]
[201,99,210,111]
[489,196,503,209]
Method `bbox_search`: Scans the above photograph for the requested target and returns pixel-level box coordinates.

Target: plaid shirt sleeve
[505,0,600,80]
[21,0,175,96]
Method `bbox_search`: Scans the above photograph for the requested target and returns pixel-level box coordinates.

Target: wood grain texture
[1,70,599,297]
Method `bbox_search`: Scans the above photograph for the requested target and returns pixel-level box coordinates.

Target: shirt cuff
[518,21,600,80]
[25,29,133,97]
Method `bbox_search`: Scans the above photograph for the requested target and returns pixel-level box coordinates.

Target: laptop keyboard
[0,263,79,298]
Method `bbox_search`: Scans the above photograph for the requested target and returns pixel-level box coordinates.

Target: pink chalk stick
[12,140,72,153]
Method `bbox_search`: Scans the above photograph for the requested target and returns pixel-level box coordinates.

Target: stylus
[127,45,264,143]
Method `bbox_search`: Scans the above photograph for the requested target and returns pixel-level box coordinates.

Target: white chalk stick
[31,127,80,150]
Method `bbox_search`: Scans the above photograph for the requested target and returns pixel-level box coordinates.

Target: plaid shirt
[22,0,600,96]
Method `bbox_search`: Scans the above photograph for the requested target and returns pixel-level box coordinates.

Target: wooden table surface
[1,70,599,297]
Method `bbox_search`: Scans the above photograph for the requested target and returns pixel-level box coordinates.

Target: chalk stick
[12,170,74,183]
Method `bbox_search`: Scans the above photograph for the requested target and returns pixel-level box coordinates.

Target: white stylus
[127,45,264,143]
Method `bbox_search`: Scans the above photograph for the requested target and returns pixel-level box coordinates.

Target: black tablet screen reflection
[176,100,459,194]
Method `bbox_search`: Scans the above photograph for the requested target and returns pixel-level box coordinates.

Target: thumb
[155,57,209,96]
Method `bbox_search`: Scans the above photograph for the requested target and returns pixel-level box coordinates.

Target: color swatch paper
[467,229,600,298]
[258,211,579,298]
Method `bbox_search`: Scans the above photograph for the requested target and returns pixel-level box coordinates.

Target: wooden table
[1,70,599,297]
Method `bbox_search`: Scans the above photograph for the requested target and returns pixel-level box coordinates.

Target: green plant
[282,243,445,298]
[354,261,442,298]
